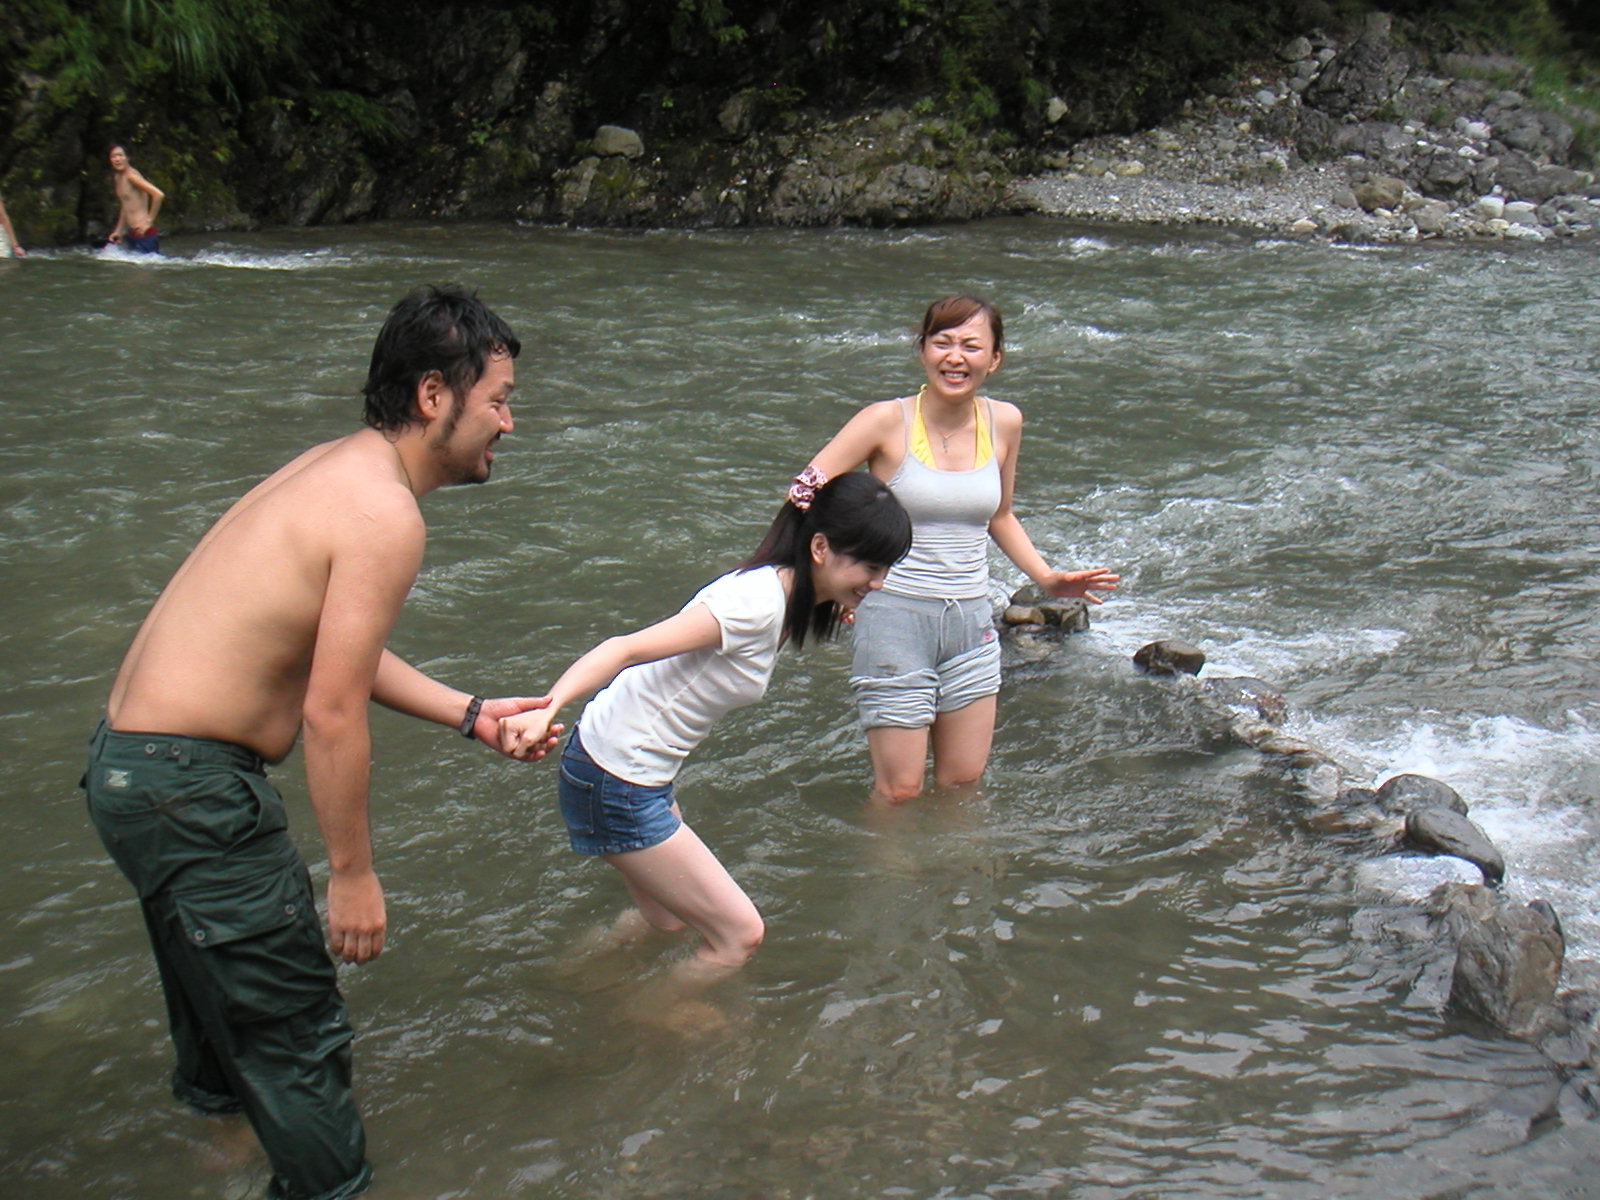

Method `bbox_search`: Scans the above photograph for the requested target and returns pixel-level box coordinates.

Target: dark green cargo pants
[82,722,373,1200]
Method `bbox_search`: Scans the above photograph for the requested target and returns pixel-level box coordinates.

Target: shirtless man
[107,142,164,252]
[82,285,553,1200]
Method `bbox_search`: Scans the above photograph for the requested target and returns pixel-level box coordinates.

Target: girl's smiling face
[919,310,1003,403]
[810,535,890,611]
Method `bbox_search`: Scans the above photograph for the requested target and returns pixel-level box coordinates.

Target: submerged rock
[1202,676,1288,724]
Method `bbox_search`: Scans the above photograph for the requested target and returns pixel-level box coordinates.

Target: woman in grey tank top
[795,296,1118,803]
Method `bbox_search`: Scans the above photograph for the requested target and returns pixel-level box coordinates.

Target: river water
[2,221,1597,1198]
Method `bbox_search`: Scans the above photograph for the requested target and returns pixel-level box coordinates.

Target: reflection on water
[1,222,1597,1197]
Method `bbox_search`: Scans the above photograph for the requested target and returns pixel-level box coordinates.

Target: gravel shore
[1003,30,1600,245]
[1009,162,1369,238]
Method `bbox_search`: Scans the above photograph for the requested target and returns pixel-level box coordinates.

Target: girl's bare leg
[605,823,763,968]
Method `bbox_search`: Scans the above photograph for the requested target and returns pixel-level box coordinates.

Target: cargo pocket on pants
[171,867,337,1024]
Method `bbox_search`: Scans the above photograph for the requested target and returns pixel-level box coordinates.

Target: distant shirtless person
[82,285,555,1200]
[107,142,164,252]
[0,189,25,257]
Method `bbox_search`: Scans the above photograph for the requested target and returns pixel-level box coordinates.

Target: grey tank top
[883,396,1003,600]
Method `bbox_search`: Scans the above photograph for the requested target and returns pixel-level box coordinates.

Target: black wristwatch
[459,695,485,738]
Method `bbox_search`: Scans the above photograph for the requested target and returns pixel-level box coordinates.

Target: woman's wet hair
[917,294,1004,355]
[743,472,913,649]
[362,284,521,432]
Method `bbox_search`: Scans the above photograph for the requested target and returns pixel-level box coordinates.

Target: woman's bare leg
[929,695,997,789]
[866,724,932,803]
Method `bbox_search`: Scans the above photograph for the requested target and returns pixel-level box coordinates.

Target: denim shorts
[849,590,1001,729]
[557,726,682,856]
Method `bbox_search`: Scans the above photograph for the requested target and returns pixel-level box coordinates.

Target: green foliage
[19,0,319,103]
[305,91,403,145]
[1385,0,1568,56]
[671,0,747,49]
[1530,62,1600,164]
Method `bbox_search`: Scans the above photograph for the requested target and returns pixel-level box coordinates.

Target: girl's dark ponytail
[744,470,912,649]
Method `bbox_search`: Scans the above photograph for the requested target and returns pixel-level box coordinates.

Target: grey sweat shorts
[849,590,1001,729]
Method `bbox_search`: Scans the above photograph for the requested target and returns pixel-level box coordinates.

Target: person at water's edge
[0,190,26,257]
[108,142,164,252]
[80,285,555,1200]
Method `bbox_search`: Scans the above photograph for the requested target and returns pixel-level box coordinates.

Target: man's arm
[129,168,164,227]
[301,507,424,965]
[371,649,551,751]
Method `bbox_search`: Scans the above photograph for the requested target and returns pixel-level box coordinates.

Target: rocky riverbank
[6,9,1596,245]
[549,13,1600,242]
[1010,15,1600,244]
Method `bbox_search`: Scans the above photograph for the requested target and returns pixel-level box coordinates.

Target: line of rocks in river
[1010,12,1600,243]
[998,589,1600,1107]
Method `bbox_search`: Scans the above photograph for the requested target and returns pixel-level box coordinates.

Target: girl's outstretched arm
[500,603,724,759]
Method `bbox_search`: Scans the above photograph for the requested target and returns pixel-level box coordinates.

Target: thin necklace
[920,385,972,452]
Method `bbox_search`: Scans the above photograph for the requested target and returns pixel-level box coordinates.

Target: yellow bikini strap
[910,386,993,469]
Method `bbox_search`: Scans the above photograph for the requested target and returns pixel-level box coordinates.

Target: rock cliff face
[1,4,1594,243]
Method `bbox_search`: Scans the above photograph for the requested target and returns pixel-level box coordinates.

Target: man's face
[108,146,128,171]
[431,353,515,486]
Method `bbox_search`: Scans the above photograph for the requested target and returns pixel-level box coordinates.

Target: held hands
[1040,567,1121,603]
[469,696,558,758]
[498,707,565,761]
[327,868,386,964]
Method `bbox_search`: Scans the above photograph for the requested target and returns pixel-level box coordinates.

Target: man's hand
[327,868,386,964]
[471,696,560,757]
[1040,567,1120,604]
[498,708,564,761]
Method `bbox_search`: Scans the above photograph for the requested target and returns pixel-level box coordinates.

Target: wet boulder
[1377,773,1467,816]
[1404,807,1505,886]
[1439,888,1566,1039]
[1005,587,1090,633]
[1133,640,1205,676]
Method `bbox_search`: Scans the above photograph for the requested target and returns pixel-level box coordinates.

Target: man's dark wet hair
[362,285,521,432]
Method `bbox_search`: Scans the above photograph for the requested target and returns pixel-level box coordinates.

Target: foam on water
[1312,708,1600,964]
[82,243,362,270]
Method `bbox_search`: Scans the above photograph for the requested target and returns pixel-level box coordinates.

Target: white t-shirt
[578,566,786,786]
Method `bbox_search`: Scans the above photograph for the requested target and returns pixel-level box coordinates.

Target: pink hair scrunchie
[787,465,829,511]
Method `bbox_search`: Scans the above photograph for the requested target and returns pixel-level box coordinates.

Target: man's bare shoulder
[208,432,422,559]
[278,432,424,535]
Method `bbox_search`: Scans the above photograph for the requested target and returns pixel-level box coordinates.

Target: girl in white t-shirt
[500,472,910,973]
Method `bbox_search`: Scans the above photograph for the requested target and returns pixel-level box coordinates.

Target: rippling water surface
[2,222,1597,1198]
